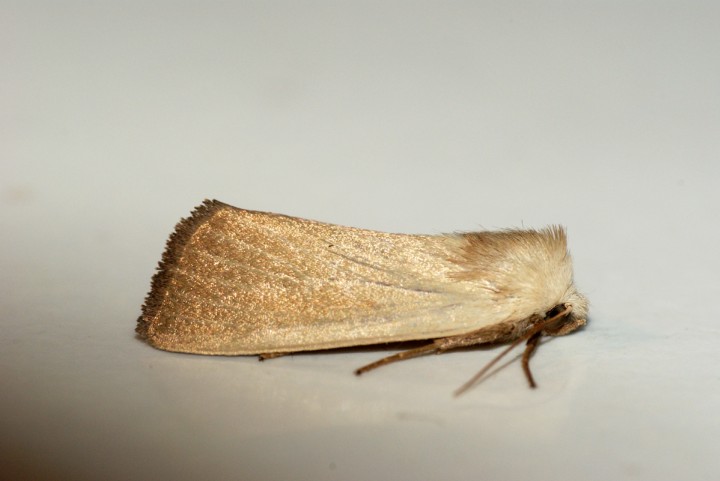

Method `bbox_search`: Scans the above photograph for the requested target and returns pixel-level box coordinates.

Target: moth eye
[545,304,566,318]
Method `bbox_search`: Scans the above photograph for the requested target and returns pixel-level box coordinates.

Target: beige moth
[137,200,588,393]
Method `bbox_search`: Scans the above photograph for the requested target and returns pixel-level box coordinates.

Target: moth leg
[258,352,288,361]
[355,313,551,378]
[522,332,542,388]
[354,342,441,375]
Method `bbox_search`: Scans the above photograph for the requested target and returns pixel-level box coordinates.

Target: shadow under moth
[137,200,588,395]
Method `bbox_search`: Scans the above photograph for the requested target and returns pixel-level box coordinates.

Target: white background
[2,2,719,480]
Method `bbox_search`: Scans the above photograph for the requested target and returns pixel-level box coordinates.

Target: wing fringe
[136,199,228,339]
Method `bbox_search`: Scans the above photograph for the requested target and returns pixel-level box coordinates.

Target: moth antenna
[355,342,439,375]
[453,305,571,397]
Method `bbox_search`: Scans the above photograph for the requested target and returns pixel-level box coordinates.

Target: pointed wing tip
[138,199,232,333]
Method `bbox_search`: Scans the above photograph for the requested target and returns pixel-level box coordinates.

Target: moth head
[544,286,588,336]
[565,285,588,319]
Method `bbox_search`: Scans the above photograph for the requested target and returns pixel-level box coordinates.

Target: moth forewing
[137,200,588,387]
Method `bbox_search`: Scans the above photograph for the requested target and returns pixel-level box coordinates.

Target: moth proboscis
[137,200,588,394]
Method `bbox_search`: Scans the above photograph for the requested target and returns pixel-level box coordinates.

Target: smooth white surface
[2,2,719,480]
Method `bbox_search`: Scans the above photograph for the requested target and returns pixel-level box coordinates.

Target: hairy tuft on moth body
[137,200,588,394]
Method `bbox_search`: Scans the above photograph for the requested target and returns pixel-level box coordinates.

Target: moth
[137,200,588,394]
